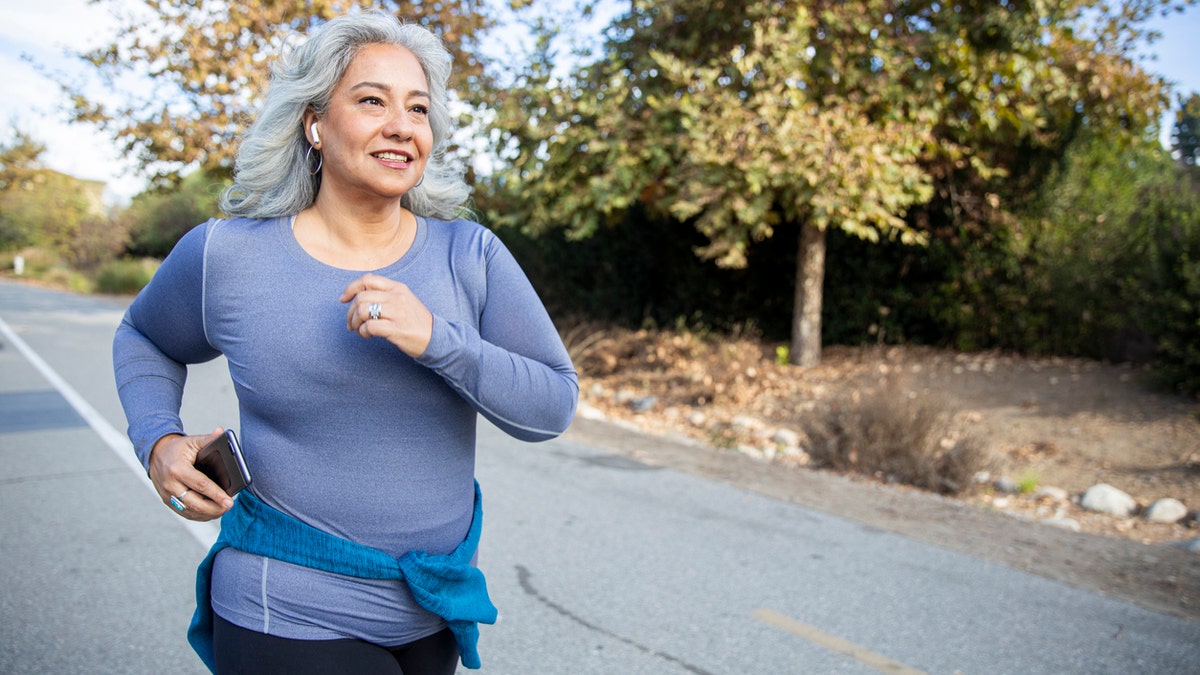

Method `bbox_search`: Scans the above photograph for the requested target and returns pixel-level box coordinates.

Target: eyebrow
[349,81,431,100]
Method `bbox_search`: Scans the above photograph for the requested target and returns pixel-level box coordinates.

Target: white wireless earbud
[310,122,321,145]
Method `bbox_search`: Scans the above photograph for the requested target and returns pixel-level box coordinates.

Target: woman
[113,11,578,674]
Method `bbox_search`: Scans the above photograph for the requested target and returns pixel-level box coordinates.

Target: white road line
[752,608,927,675]
[0,316,217,548]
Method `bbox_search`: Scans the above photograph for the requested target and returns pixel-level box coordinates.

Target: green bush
[1018,134,1200,395]
[95,258,159,295]
[4,247,59,277]
[1120,188,1200,395]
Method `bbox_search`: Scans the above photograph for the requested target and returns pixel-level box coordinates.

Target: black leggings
[213,613,459,675]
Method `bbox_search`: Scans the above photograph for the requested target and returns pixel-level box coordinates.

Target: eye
[410,104,430,116]
[359,96,384,106]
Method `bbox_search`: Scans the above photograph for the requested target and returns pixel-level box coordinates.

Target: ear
[303,111,321,147]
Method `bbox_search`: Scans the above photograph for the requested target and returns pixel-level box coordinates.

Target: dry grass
[802,379,992,495]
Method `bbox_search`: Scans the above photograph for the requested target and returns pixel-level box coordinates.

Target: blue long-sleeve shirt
[113,215,577,645]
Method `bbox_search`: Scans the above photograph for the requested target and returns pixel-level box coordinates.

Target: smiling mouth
[373,151,413,162]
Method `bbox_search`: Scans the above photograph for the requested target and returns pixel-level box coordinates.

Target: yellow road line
[751,608,927,675]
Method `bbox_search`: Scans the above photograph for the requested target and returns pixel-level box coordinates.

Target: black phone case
[195,429,252,496]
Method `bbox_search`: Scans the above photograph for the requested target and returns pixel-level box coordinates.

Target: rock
[1183,538,1200,554]
[575,402,607,421]
[737,445,765,460]
[994,477,1020,495]
[1034,486,1069,502]
[780,446,811,466]
[628,396,658,413]
[686,411,706,427]
[1143,498,1188,523]
[771,428,800,447]
[1080,483,1138,517]
[731,415,761,432]
[1043,517,1082,532]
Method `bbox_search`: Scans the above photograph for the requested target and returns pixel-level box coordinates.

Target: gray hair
[221,10,470,220]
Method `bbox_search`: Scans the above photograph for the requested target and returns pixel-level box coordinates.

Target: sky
[1,0,1198,207]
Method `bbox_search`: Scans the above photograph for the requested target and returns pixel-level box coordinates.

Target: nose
[382,109,414,140]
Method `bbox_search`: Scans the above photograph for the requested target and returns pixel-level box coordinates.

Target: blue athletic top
[113,215,577,648]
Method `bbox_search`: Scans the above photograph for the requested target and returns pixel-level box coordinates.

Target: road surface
[1,279,1197,674]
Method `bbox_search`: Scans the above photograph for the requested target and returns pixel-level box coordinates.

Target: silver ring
[170,492,188,511]
[368,303,382,321]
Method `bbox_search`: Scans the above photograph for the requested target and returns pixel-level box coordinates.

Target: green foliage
[1116,182,1200,394]
[121,169,227,257]
[55,0,506,186]
[1,247,92,292]
[0,130,50,250]
[490,117,1200,396]
[774,345,789,367]
[0,248,55,277]
[0,130,114,262]
[1016,472,1040,495]
[0,130,46,192]
[485,0,1188,366]
[1020,129,1200,393]
[66,215,129,272]
[645,7,934,267]
[1173,93,1200,168]
[95,257,159,295]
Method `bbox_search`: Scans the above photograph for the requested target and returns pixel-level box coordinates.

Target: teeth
[374,152,410,161]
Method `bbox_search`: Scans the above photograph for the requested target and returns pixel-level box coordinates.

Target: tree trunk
[791,221,826,367]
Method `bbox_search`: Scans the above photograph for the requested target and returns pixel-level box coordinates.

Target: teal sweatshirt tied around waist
[187,481,497,672]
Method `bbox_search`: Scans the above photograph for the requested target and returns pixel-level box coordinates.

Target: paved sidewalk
[0,318,210,674]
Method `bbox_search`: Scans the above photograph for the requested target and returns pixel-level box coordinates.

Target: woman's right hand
[148,429,235,521]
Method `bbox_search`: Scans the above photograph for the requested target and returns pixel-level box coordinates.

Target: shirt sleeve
[113,220,222,469]
[417,233,578,442]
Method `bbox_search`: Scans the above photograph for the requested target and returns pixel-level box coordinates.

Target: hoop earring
[414,173,424,188]
[305,145,322,175]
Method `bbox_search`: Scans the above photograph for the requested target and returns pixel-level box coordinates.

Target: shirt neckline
[281,213,429,275]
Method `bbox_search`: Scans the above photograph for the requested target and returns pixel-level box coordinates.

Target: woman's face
[312,43,433,203]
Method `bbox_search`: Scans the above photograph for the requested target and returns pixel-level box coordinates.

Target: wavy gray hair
[221,10,469,220]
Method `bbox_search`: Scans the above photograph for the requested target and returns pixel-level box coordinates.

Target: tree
[119,168,229,258]
[0,129,46,193]
[1173,92,1200,169]
[56,0,515,186]
[0,130,104,256]
[1027,127,1200,393]
[0,130,47,249]
[486,0,1189,365]
[647,7,934,365]
[0,128,109,260]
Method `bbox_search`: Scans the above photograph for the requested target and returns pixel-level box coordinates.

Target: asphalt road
[1,278,1197,674]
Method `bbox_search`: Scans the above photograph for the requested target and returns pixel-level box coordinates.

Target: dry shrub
[804,379,990,495]
[558,317,615,370]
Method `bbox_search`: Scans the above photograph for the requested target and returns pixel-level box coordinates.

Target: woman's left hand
[340,273,433,357]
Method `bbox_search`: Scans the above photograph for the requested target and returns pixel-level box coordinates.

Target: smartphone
[195,429,252,497]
